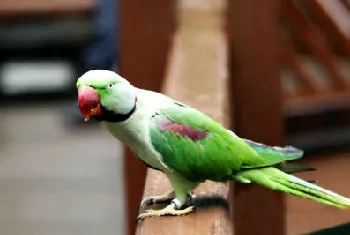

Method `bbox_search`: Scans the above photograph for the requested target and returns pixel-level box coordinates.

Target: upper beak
[77,85,102,121]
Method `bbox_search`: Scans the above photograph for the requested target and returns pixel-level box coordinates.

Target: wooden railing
[281,0,350,115]
[119,0,350,234]
[119,1,176,234]
[135,2,233,233]
[300,0,350,56]
[120,0,284,234]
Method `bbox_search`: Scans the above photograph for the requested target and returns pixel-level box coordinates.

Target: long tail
[235,167,350,209]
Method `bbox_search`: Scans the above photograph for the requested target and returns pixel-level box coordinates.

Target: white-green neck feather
[101,81,137,115]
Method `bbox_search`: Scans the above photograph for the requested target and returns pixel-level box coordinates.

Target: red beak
[77,85,102,121]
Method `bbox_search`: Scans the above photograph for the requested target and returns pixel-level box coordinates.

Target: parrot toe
[136,203,195,221]
[140,190,175,210]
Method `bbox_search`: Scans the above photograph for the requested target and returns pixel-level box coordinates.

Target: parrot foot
[137,201,195,221]
[140,190,175,210]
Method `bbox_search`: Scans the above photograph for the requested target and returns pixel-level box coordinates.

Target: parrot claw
[136,203,195,221]
[140,190,175,210]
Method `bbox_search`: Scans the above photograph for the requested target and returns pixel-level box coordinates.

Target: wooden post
[118,1,175,234]
[227,0,286,235]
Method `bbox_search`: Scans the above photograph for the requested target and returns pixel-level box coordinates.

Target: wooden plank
[282,34,319,96]
[136,1,233,234]
[281,0,348,92]
[118,1,175,234]
[285,90,350,116]
[314,0,350,37]
[227,0,286,235]
[0,0,95,17]
[298,0,350,56]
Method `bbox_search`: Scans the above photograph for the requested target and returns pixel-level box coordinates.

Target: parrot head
[76,70,136,121]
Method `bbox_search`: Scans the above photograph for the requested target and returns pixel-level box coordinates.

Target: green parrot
[76,70,350,221]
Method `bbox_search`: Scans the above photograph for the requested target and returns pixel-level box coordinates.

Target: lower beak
[84,115,90,122]
[84,106,101,122]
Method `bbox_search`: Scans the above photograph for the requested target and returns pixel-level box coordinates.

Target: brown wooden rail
[120,0,231,233]
[135,2,232,234]
[279,0,350,117]
[120,0,287,234]
[119,0,176,234]
[299,0,350,56]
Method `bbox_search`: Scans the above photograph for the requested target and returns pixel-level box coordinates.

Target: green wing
[149,105,302,182]
[240,138,304,168]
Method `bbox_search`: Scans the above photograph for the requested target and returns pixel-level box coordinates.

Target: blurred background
[0,0,125,235]
[0,0,349,235]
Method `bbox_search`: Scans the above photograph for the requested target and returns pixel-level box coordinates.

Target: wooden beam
[118,1,175,234]
[227,0,286,235]
[281,0,348,92]
[282,34,319,96]
[307,0,350,38]
[135,1,233,234]
[285,90,350,116]
[298,0,350,56]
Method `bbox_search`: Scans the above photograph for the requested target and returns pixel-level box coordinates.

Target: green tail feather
[235,167,350,209]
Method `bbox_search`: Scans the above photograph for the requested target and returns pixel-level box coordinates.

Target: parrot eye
[108,83,113,88]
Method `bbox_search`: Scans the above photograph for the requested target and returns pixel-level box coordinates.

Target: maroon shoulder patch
[156,118,207,141]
